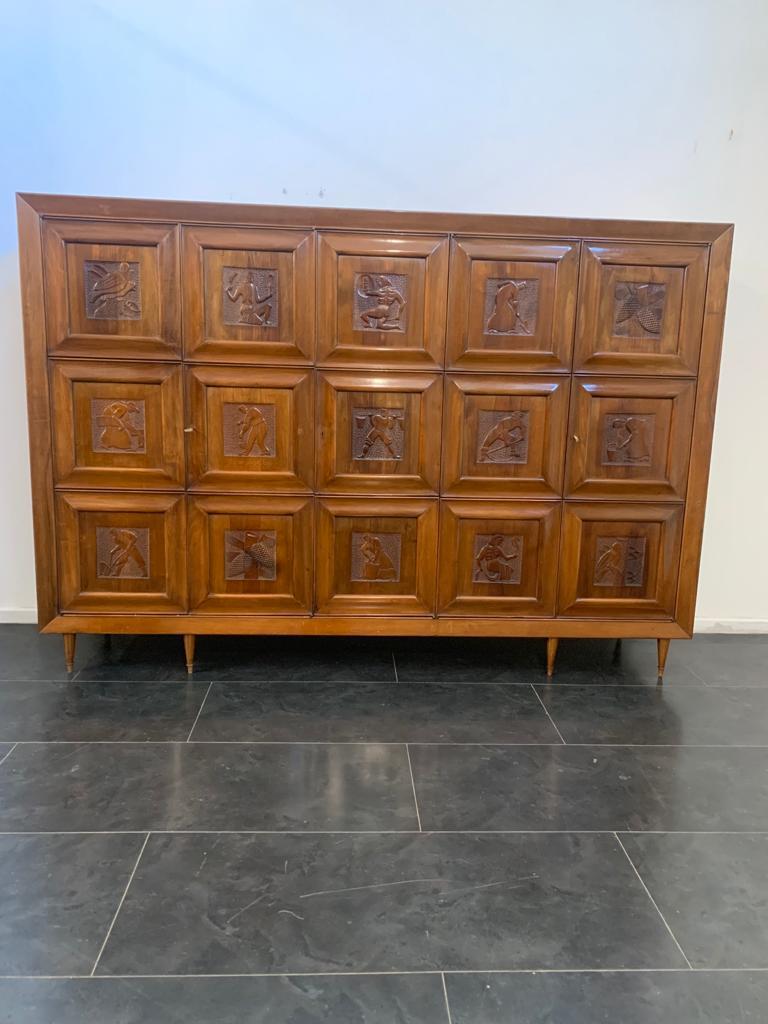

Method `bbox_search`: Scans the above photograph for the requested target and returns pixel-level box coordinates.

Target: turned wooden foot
[183,634,195,675]
[657,638,671,679]
[63,634,76,674]
[546,637,559,677]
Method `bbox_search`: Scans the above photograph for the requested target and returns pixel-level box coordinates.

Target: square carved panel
[574,242,708,374]
[183,225,314,364]
[442,374,569,498]
[446,237,578,372]
[438,500,560,616]
[56,492,186,613]
[315,497,437,615]
[50,361,184,489]
[42,220,180,359]
[317,232,449,368]
[188,496,311,613]
[565,376,696,500]
[187,366,313,492]
[558,502,684,618]
[317,371,442,494]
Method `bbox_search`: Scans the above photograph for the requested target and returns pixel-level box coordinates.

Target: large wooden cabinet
[17,194,733,675]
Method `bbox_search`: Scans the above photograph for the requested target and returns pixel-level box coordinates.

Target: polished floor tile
[393,637,543,683]
[0,625,101,682]
[677,635,768,687]
[0,680,209,742]
[191,681,560,743]
[0,974,447,1023]
[538,638,706,687]
[196,636,396,682]
[409,743,768,831]
[0,833,143,975]
[97,832,685,974]
[622,833,768,968]
[0,743,418,832]
[445,970,768,1023]
[537,683,768,745]
[75,635,198,682]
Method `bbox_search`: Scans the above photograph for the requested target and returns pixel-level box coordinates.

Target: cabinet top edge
[16,193,733,244]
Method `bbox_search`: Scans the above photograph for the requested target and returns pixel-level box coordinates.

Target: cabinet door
[317,232,449,369]
[50,361,184,489]
[442,374,568,497]
[574,242,708,374]
[446,237,578,372]
[558,502,683,618]
[42,219,180,359]
[182,226,314,364]
[187,366,313,492]
[188,495,312,614]
[56,492,186,613]
[315,498,437,615]
[317,371,442,494]
[565,377,695,500]
[438,500,560,616]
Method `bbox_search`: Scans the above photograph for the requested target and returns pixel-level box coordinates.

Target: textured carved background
[222,267,279,327]
[353,273,407,332]
[222,402,276,458]
[96,526,149,579]
[476,410,529,464]
[224,529,277,581]
[351,407,405,461]
[593,536,647,588]
[84,260,141,320]
[90,399,146,453]
[350,531,402,583]
[613,282,666,338]
[483,278,538,335]
[473,533,523,584]
[602,413,655,466]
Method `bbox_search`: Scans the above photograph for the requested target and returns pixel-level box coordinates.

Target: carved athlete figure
[357,274,406,330]
[101,528,147,578]
[89,262,139,317]
[486,279,530,334]
[606,416,650,463]
[478,412,527,462]
[475,535,521,582]
[359,534,397,581]
[594,541,624,586]
[358,409,402,459]
[97,400,144,451]
[226,271,274,325]
[236,405,270,456]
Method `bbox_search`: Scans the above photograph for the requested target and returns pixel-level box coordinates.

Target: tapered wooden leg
[657,638,671,679]
[63,633,76,674]
[183,634,195,675]
[546,638,559,677]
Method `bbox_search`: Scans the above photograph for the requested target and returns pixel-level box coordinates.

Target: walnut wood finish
[17,193,733,673]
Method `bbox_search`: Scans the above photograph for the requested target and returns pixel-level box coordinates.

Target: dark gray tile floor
[1,625,768,1022]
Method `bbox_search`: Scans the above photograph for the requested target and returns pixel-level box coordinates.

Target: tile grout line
[392,651,399,683]
[0,743,18,768]
[405,744,423,832]
[185,682,214,742]
[441,972,454,1023]
[90,832,151,977]
[530,685,567,744]
[613,831,693,970]
[4,827,768,836]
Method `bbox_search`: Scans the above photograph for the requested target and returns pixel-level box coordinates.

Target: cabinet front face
[565,377,696,500]
[558,502,683,618]
[442,374,568,497]
[42,219,180,360]
[446,237,579,372]
[315,498,438,615]
[317,232,449,369]
[575,242,708,374]
[51,361,184,489]
[182,226,314,364]
[317,372,442,494]
[438,500,560,616]
[188,496,312,614]
[187,366,313,492]
[56,492,186,613]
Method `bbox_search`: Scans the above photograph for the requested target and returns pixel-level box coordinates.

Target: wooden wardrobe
[17,194,733,675]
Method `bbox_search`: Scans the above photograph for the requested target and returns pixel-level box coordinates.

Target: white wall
[0,0,766,628]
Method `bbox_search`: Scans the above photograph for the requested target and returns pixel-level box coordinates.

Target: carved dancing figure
[236,405,270,456]
[100,528,147,578]
[606,416,650,463]
[227,531,276,580]
[478,412,527,462]
[359,534,397,581]
[226,271,274,325]
[475,535,521,583]
[89,262,139,317]
[594,541,624,586]
[486,280,530,334]
[97,400,144,451]
[357,410,402,458]
[357,274,406,330]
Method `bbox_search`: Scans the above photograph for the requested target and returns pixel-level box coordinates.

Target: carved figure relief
[222,267,278,327]
[351,532,401,582]
[483,278,538,335]
[613,282,666,338]
[477,410,529,464]
[224,529,277,581]
[353,273,407,332]
[352,407,405,461]
[222,403,276,458]
[85,261,141,320]
[593,536,647,588]
[91,399,146,453]
[96,526,149,579]
[473,534,523,584]
[602,414,655,466]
